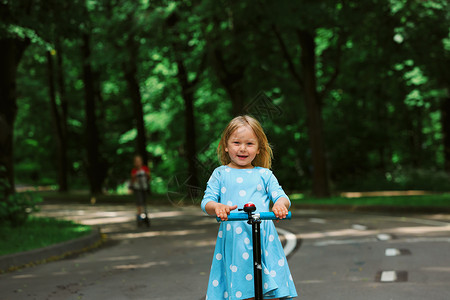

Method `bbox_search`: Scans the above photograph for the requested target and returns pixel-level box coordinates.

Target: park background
[1,0,449,213]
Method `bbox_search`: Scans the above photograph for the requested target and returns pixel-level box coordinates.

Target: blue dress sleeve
[267,172,291,208]
[201,168,221,213]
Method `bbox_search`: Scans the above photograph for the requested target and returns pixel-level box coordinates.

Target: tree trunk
[55,38,69,191]
[174,56,199,188]
[270,22,331,197]
[405,106,422,168]
[210,49,245,116]
[0,38,29,200]
[297,30,330,198]
[441,97,450,172]
[123,37,148,166]
[46,50,68,192]
[81,33,105,195]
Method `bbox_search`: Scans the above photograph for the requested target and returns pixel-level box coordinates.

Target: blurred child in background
[130,155,151,226]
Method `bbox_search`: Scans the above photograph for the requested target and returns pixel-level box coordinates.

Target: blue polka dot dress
[201,166,298,299]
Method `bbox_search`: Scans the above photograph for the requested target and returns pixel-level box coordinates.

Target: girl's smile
[225,126,260,169]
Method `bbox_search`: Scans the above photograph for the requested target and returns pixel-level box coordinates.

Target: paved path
[0,204,449,299]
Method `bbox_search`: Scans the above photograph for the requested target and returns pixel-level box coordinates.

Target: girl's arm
[144,166,151,180]
[204,201,237,221]
[266,172,291,219]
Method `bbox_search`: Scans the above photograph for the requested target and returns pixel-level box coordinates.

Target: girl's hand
[272,201,289,219]
[215,203,238,221]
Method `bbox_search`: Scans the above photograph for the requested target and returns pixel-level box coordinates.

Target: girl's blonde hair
[217,115,273,169]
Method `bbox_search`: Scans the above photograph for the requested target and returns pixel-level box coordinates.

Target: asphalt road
[1,203,449,300]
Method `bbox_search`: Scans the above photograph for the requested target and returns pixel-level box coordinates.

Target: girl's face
[134,156,143,168]
[225,125,260,169]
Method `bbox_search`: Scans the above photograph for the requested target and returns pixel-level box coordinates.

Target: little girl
[201,115,297,300]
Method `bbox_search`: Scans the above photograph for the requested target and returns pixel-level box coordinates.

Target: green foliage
[0,193,43,227]
[6,0,450,195]
[334,168,450,192]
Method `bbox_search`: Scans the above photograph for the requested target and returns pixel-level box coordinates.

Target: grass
[289,193,450,207]
[0,217,91,256]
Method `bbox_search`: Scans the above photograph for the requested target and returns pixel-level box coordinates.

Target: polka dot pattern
[204,166,297,299]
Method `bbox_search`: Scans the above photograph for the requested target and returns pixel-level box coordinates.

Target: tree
[202,1,248,116]
[123,33,149,166]
[46,48,69,192]
[0,2,32,199]
[164,7,207,189]
[81,30,108,195]
[257,1,345,197]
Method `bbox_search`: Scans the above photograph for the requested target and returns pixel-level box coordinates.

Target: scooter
[216,203,292,300]
[137,203,151,228]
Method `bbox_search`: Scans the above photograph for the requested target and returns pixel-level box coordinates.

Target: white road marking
[352,224,368,231]
[277,227,297,257]
[380,271,397,282]
[396,217,450,227]
[403,237,450,243]
[309,218,326,224]
[385,248,400,256]
[377,234,392,241]
[314,237,378,246]
[314,236,450,247]
[357,214,450,227]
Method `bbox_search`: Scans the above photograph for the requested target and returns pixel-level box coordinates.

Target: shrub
[0,192,43,227]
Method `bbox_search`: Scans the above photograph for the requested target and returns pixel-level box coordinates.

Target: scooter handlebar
[216,211,291,222]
